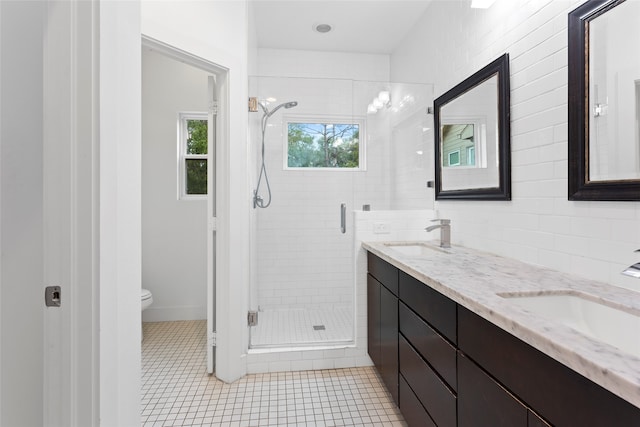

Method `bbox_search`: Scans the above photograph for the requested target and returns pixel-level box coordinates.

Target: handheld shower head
[260,100,298,119]
[254,100,298,209]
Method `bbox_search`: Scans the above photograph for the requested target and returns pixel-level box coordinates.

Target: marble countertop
[363,240,640,409]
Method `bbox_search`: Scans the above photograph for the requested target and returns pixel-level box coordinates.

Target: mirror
[568,0,640,201]
[434,53,511,200]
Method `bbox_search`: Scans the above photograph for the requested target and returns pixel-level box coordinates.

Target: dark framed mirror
[434,53,511,200]
[568,0,640,201]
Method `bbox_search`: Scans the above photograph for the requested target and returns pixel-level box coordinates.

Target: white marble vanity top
[363,240,640,409]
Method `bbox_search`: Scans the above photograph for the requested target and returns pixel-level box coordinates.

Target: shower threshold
[249,307,353,349]
[248,340,355,354]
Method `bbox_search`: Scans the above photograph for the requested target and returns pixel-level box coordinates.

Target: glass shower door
[249,76,357,349]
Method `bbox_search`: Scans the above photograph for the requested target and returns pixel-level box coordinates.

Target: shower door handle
[340,203,346,234]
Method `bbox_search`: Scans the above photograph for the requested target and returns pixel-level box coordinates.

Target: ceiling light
[314,23,333,34]
[471,0,496,8]
[372,98,384,109]
[367,104,377,114]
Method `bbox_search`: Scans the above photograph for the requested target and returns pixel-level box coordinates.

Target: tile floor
[249,307,353,348]
[142,320,406,426]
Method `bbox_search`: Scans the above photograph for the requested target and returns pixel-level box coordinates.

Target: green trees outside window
[287,122,360,168]
[182,117,208,196]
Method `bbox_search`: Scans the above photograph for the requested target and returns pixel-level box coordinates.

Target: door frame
[140,35,228,376]
[42,1,100,425]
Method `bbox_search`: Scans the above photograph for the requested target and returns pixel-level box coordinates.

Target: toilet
[141,288,153,341]
[141,288,153,311]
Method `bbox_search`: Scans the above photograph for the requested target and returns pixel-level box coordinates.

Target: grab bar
[340,203,346,234]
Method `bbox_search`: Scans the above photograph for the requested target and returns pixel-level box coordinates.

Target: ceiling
[251,0,434,55]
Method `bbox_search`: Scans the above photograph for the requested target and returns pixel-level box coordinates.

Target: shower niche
[248,75,433,351]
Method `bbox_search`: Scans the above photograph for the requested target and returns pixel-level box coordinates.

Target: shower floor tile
[142,320,406,426]
[250,307,353,348]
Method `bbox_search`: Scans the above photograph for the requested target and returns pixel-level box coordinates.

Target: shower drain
[313,325,326,331]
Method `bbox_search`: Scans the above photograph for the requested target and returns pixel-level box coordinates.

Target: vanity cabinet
[458,306,640,426]
[367,252,640,427]
[367,253,399,404]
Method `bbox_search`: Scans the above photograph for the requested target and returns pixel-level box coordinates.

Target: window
[467,146,476,166]
[286,118,364,170]
[448,150,461,166]
[179,113,208,198]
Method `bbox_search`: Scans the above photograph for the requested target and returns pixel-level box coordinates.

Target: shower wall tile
[254,76,368,313]
[250,54,433,371]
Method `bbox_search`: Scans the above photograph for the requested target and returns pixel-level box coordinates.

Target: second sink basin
[499,291,640,358]
[384,242,449,256]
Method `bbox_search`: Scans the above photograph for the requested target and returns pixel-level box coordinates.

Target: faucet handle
[431,218,450,225]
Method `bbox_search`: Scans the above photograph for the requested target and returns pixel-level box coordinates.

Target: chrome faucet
[622,249,640,278]
[425,219,451,248]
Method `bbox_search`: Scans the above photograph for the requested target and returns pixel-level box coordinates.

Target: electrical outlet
[373,222,390,234]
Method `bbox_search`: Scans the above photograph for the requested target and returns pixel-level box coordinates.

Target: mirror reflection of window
[442,124,476,167]
[434,54,510,199]
[448,150,461,166]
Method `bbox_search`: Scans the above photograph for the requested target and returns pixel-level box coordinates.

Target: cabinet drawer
[399,335,456,427]
[399,375,436,427]
[458,351,528,427]
[367,252,398,295]
[399,302,457,391]
[459,306,640,426]
[399,271,456,343]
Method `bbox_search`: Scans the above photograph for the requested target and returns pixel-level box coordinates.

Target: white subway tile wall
[390,0,640,291]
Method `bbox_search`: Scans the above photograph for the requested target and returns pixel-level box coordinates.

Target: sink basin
[499,291,640,358]
[384,242,449,256]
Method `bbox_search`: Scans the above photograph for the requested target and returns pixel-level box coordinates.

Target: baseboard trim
[142,306,206,322]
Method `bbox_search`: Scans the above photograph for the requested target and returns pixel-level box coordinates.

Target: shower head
[261,100,298,119]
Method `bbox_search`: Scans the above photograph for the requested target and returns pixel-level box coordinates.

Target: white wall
[391,0,640,291]
[142,48,209,322]
[99,0,142,424]
[142,0,250,383]
[0,2,45,425]
[257,48,390,81]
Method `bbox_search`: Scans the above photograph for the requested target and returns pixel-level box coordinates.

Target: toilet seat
[141,288,153,342]
[141,288,153,312]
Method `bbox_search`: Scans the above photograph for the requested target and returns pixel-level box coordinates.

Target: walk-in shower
[248,76,433,351]
[253,100,298,209]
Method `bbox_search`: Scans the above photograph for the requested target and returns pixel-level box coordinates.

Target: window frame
[178,112,208,200]
[283,115,367,171]
[467,145,476,166]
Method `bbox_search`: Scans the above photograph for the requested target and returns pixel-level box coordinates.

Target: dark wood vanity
[367,251,640,427]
